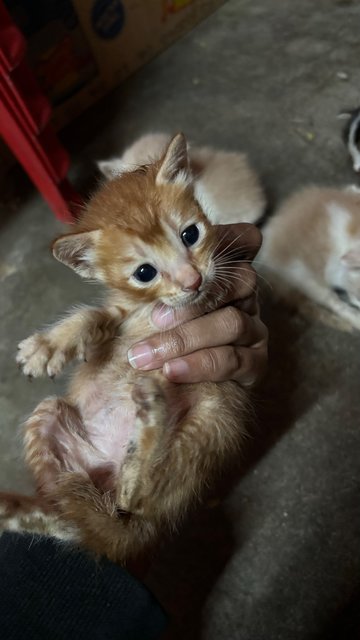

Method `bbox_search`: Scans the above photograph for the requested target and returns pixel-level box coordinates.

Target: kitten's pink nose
[176,265,202,292]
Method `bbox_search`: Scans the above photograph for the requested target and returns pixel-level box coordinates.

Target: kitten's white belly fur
[69,343,184,473]
[69,372,137,471]
[82,384,135,468]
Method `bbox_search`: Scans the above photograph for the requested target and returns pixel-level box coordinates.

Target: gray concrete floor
[1,0,360,638]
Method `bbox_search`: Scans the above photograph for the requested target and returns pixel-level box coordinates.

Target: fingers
[163,312,268,385]
[163,341,268,385]
[128,306,267,372]
[234,293,258,316]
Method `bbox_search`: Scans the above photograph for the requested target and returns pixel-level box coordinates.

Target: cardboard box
[1,0,224,177]
[72,0,224,91]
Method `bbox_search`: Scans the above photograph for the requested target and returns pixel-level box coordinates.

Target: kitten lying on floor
[258,185,360,330]
[0,134,250,564]
[98,132,266,225]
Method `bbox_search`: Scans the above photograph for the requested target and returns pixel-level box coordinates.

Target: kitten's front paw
[16,334,68,378]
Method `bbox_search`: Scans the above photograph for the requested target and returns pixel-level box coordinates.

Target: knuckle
[235,351,253,384]
[168,328,187,356]
[251,226,263,253]
[239,224,262,258]
[253,317,269,348]
[261,322,269,344]
[237,347,267,387]
[208,346,239,381]
[235,293,257,315]
[245,266,257,292]
[252,316,269,346]
[229,347,242,377]
[222,306,244,342]
[202,348,220,376]
[258,342,269,369]
[234,265,257,297]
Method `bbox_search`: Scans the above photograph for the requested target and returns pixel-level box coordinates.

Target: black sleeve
[0,531,167,640]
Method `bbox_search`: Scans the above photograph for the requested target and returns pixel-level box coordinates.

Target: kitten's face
[52,133,220,311]
[96,208,216,309]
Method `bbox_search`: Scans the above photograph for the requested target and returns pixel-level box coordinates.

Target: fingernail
[152,305,175,329]
[128,343,154,369]
[163,359,189,381]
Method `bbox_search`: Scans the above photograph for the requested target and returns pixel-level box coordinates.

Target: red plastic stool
[0,1,82,223]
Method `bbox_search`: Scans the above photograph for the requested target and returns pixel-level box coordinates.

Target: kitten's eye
[181,224,199,247]
[133,264,158,283]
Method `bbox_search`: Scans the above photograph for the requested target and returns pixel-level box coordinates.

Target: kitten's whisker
[214,228,257,260]
[213,272,259,294]
[211,228,233,256]
[215,266,271,287]
[216,240,263,254]
[214,235,244,261]
[214,247,261,260]
[214,244,263,264]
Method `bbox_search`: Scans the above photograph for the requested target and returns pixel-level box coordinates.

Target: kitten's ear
[97,159,125,179]
[341,247,360,269]
[52,230,101,279]
[156,132,190,186]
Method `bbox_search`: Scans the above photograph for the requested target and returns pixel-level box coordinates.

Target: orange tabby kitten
[0,134,249,564]
[259,185,360,330]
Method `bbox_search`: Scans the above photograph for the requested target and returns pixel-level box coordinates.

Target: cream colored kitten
[98,132,265,225]
[258,185,360,330]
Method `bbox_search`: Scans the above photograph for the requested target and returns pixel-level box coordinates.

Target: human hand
[128,223,268,386]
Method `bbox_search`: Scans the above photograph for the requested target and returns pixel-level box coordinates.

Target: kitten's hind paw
[16,333,69,378]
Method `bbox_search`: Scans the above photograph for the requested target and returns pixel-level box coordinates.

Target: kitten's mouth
[183,282,210,303]
[165,287,207,310]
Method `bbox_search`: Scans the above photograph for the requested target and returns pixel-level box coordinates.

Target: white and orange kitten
[259,185,360,330]
[98,132,266,226]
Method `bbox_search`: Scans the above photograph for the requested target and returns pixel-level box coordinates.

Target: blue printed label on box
[91,0,125,39]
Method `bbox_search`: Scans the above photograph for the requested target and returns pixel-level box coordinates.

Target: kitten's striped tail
[0,484,158,566]
[53,473,158,565]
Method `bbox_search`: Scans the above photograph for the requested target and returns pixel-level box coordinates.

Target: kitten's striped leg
[24,396,95,496]
[116,376,168,514]
[24,397,116,498]
[123,385,245,521]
